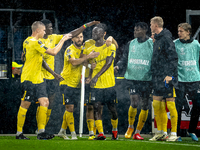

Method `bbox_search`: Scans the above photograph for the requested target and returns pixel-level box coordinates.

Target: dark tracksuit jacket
[151,28,178,90]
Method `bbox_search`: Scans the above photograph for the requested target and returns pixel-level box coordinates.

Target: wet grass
[0,136,199,150]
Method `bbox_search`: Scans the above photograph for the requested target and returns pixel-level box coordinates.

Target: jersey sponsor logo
[129,59,150,66]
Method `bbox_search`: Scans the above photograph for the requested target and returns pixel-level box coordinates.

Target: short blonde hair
[31,21,45,32]
[151,16,164,28]
[178,23,192,35]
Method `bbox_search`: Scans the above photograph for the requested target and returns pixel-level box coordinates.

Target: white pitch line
[118,139,200,147]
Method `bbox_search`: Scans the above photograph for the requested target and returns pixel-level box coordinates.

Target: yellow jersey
[40,34,63,80]
[21,36,48,84]
[85,43,116,88]
[60,44,83,88]
[83,39,96,77]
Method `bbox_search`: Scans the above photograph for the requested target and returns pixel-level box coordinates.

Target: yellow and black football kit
[85,43,117,104]
[83,39,96,78]
[60,44,83,105]
[40,34,63,80]
[85,43,116,88]
[39,34,63,96]
[21,36,48,101]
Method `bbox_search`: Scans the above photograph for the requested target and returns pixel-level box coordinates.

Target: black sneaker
[94,133,106,140]
[16,133,30,140]
[111,131,118,140]
[37,132,55,140]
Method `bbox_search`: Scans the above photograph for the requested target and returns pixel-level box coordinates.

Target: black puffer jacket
[151,28,178,89]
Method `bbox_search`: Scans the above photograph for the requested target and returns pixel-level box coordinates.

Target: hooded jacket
[151,28,178,89]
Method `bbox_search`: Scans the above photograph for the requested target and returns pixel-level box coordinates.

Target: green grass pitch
[0,135,200,150]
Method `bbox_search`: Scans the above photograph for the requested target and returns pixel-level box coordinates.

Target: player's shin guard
[111,118,118,131]
[37,106,48,132]
[66,111,75,132]
[152,100,162,131]
[128,106,137,127]
[17,106,27,133]
[95,120,104,134]
[167,101,178,133]
[61,111,68,130]
[161,101,168,133]
[136,109,148,131]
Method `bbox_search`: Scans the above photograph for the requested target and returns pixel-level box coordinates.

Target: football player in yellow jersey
[58,32,99,140]
[34,19,100,134]
[16,21,72,140]
[85,23,118,140]
[84,37,118,140]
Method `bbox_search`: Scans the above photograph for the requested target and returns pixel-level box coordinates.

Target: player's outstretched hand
[114,66,119,73]
[87,50,99,59]
[85,77,91,84]
[106,36,113,47]
[63,33,72,41]
[54,73,64,82]
[86,21,100,27]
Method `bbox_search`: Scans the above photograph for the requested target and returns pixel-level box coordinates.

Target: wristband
[88,64,91,69]
[172,76,175,80]
[83,24,87,29]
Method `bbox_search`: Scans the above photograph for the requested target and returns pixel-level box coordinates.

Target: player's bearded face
[73,33,83,47]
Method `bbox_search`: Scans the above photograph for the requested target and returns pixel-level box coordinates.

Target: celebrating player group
[16,16,200,142]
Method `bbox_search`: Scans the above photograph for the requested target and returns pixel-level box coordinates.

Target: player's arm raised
[64,21,100,38]
[45,33,72,56]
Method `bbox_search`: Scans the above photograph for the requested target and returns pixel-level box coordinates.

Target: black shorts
[127,80,152,98]
[60,85,80,105]
[153,84,176,98]
[90,87,117,105]
[45,79,58,96]
[21,81,47,102]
